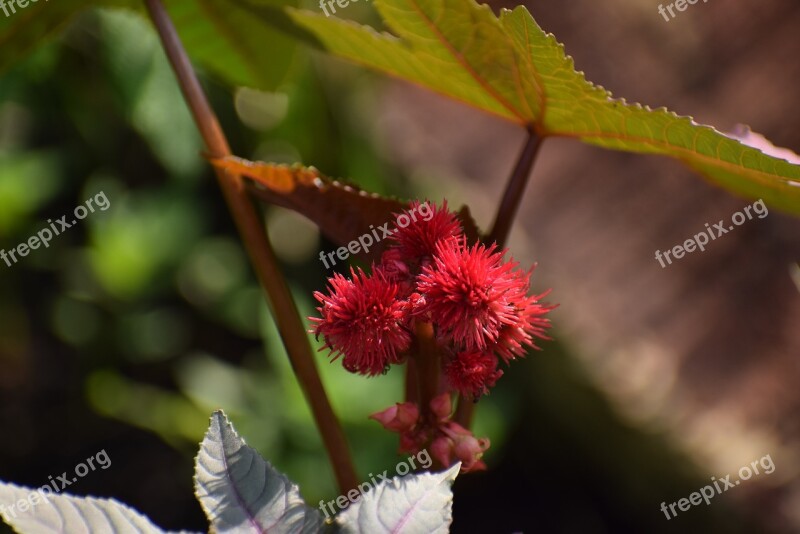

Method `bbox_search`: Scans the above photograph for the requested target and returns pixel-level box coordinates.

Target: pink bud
[429,392,453,420]
[453,435,490,469]
[399,433,419,454]
[441,421,472,438]
[369,402,419,432]
[462,459,487,472]
[430,435,453,468]
[441,422,490,472]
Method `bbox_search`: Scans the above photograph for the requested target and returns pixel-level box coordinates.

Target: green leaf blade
[288,1,531,123]
[168,0,298,90]
[291,0,800,214]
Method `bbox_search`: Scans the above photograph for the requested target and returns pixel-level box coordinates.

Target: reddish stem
[412,322,441,422]
[488,128,543,247]
[405,356,420,405]
[144,0,358,493]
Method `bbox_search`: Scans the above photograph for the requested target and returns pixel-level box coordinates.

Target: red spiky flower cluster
[311,201,553,471]
[310,268,411,376]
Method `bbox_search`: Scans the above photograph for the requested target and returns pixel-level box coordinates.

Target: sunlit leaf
[287,0,800,214]
[336,463,459,533]
[194,410,325,533]
[0,481,180,534]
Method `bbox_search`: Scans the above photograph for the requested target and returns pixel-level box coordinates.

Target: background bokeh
[1,1,798,533]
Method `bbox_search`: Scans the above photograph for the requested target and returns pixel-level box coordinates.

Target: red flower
[389,201,462,262]
[311,268,411,376]
[443,350,503,399]
[414,241,525,351]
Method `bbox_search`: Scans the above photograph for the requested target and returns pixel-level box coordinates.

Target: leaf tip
[442,462,462,484]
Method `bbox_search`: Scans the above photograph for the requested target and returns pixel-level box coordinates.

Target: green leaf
[336,463,459,533]
[0,0,297,91]
[0,0,93,74]
[287,0,800,214]
[0,481,178,534]
[162,0,299,90]
[194,410,326,533]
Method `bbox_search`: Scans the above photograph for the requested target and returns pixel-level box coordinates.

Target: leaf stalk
[144,0,358,494]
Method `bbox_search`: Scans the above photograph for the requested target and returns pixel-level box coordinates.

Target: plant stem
[144,0,358,493]
[405,357,420,405]
[454,127,544,428]
[413,322,440,418]
[488,127,543,247]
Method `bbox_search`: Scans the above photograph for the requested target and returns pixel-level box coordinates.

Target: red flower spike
[415,241,524,351]
[369,402,420,433]
[444,351,503,399]
[310,268,411,376]
[309,201,551,474]
[389,201,462,262]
